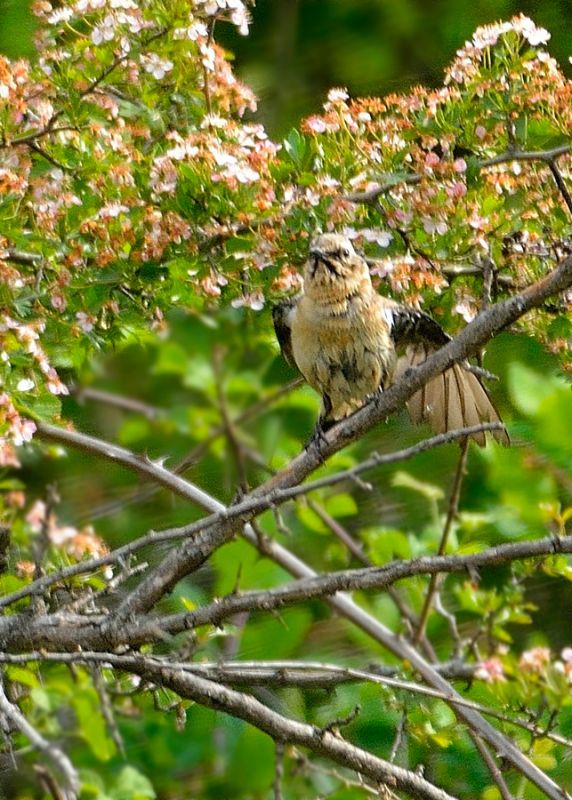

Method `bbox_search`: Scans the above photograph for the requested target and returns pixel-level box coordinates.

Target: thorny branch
[127,659,460,800]
[2,652,570,749]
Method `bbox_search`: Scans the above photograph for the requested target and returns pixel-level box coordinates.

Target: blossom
[519,646,551,674]
[305,116,328,134]
[231,290,264,311]
[91,15,116,45]
[26,500,47,533]
[475,657,506,683]
[327,87,349,104]
[141,53,173,80]
[513,15,550,46]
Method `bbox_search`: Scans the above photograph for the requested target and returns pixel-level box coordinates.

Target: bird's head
[304,233,371,300]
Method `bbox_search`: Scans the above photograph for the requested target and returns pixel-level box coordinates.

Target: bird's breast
[290,296,396,419]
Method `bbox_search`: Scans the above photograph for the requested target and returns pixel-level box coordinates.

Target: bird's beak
[309,248,338,276]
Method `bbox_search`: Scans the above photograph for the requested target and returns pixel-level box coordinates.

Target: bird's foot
[304,418,332,456]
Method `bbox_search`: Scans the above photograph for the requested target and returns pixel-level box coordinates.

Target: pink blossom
[424,152,440,169]
[422,217,448,235]
[475,657,506,683]
[447,181,467,200]
[519,646,551,674]
[305,116,327,134]
[26,500,47,533]
[11,418,36,446]
[76,311,95,333]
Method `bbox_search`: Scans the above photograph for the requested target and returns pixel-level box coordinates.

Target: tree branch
[128,659,460,800]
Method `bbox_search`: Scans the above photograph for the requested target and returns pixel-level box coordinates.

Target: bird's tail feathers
[397,344,509,447]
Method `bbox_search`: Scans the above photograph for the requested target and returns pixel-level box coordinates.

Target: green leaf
[111,766,156,800]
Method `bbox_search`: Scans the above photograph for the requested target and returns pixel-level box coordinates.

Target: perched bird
[273,233,508,446]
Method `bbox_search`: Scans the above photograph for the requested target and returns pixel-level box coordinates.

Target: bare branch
[3,652,570,750]
[128,659,460,800]
[470,731,515,800]
[2,534,571,654]
[16,423,497,612]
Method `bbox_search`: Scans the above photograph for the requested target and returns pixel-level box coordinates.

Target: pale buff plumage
[273,233,508,446]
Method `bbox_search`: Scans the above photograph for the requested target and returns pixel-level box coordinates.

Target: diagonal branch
[105,252,572,624]
[17,255,572,800]
[15,423,496,612]
[130,659,459,800]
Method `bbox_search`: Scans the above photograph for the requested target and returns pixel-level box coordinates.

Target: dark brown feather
[272,299,298,369]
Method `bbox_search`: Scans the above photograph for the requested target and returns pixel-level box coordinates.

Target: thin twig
[90,666,125,756]
[469,731,515,800]
[132,659,459,800]
[547,159,572,218]
[414,439,469,643]
[77,377,303,523]
[274,741,285,800]
[389,709,407,763]
[2,652,570,750]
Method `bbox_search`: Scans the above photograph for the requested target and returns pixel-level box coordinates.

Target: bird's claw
[304,419,331,455]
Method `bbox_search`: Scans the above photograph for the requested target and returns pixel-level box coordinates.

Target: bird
[272,233,508,447]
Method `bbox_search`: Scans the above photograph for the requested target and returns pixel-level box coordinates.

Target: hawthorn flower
[11,418,36,446]
[76,311,96,333]
[91,15,116,45]
[47,7,73,24]
[75,0,107,11]
[26,499,47,533]
[141,53,173,80]
[472,21,511,50]
[513,15,550,46]
[174,21,209,41]
[475,657,506,683]
[519,646,551,674]
[15,560,35,578]
[304,116,327,134]
[16,378,35,392]
[231,290,264,311]
[327,87,349,104]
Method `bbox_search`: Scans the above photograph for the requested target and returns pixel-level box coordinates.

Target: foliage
[0,3,570,800]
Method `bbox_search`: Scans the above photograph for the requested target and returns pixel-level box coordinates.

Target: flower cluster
[25,498,108,560]
[0,6,569,466]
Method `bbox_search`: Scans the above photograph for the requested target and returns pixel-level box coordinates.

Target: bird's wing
[272,298,299,369]
[386,304,451,350]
